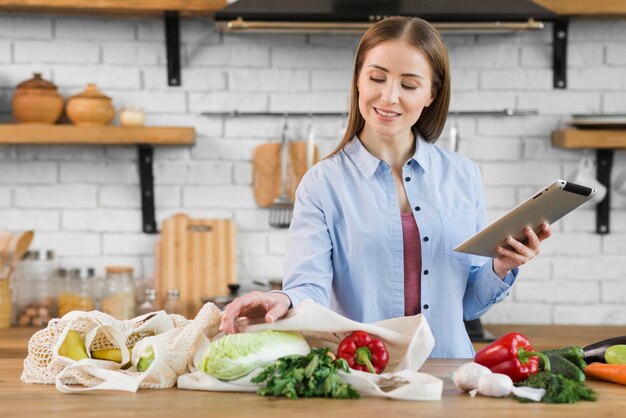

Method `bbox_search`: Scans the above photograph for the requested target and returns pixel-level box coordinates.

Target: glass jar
[101,266,135,320]
[163,288,181,315]
[137,288,157,316]
[57,267,95,317]
[0,277,11,329]
[12,250,56,327]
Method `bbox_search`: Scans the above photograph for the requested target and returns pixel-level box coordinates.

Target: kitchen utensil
[449,115,460,152]
[66,83,115,126]
[12,73,64,124]
[0,230,11,259]
[0,230,34,281]
[306,119,316,169]
[157,214,237,318]
[252,140,319,208]
[13,230,34,266]
[269,122,294,228]
[0,230,15,278]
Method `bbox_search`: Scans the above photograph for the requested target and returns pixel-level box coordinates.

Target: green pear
[137,345,155,372]
[58,330,88,361]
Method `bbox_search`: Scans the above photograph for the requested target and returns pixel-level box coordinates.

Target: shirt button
[423,236,429,242]
[423,270,429,275]
[414,206,421,211]
[404,177,411,182]
[423,304,429,310]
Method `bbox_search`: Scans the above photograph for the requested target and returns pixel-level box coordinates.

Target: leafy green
[515,371,597,404]
[251,347,360,399]
[199,331,310,381]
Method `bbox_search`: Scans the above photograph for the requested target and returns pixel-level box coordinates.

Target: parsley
[251,347,360,399]
[516,371,597,404]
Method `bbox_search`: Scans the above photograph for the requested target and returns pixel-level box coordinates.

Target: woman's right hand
[219,291,291,334]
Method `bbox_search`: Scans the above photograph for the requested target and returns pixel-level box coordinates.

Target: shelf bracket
[138,146,158,234]
[596,149,615,234]
[165,11,181,86]
[553,18,568,89]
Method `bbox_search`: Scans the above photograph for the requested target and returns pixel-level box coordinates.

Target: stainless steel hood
[214,0,557,34]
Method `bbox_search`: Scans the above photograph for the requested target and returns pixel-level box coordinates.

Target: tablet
[454,179,597,258]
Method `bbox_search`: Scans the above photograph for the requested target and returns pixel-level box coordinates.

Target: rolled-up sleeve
[280,168,334,309]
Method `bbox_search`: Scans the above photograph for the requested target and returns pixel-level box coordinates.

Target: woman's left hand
[492,223,552,279]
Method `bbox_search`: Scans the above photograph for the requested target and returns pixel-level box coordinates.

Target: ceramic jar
[12,73,64,124]
[119,107,145,127]
[66,83,115,126]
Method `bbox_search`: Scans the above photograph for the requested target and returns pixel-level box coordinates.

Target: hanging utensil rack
[202,109,538,117]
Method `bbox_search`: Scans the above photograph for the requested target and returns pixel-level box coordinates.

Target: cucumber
[547,354,585,382]
[543,346,586,370]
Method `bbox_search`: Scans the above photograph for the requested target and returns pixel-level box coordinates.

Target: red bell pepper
[474,332,551,382]
[336,331,389,374]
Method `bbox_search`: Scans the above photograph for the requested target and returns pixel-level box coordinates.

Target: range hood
[214,0,557,34]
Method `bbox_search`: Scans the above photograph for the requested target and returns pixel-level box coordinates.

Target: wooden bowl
[12,73,64,124]
[66,83,115,126]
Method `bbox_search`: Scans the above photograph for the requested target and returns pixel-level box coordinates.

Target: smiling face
[356,40,435,142]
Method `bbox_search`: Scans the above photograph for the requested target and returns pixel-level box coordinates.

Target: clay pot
[12,73,64,124]
[66,83,115,126]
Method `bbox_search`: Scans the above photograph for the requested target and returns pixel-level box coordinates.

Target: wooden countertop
[2,325,626,417]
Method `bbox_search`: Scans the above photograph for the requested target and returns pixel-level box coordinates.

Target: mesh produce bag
[21,302,221,393]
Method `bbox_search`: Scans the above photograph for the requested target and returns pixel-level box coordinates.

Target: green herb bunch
[251,347,360,399]
[516,371,597,404]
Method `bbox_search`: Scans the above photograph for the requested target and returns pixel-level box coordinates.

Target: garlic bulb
[452,362,492,391]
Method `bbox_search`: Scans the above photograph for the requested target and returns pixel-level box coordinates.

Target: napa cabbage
[199,330,310,381]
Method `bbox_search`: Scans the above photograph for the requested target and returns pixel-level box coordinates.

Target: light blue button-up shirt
[281,134,518,358]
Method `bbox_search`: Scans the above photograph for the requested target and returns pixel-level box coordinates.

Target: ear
[425,90,436,108]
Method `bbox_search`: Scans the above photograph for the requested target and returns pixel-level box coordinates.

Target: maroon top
[401,212,422,316]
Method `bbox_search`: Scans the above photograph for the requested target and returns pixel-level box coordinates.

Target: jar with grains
[0,277,11,329]
[12,250,56,327]
[57,267,95,317]
[101,266,135,320]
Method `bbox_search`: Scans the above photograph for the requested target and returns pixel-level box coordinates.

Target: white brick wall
[0,187,11,206]
[1,14,625,324]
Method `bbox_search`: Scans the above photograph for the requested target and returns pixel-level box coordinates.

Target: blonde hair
[329,16,450,157]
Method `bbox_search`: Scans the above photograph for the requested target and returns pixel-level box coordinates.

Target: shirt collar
[343,134,381,179]
[344,129,432,179]
[411,131,432,173]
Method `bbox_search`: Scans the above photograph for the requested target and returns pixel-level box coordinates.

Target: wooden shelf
[0,0,227,17]
[0,124,195,233]
[552,128,626,149]
[533,0,626,17]
[0,124,195,145]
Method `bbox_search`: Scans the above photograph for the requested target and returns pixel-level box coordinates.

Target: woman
[220,16,551,358]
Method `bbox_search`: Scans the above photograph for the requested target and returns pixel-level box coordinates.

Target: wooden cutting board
[156,214,236,318]
[253,141,319,208]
